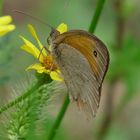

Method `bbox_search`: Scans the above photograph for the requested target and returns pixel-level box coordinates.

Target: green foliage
[0,80,60,140]
[117,36,140,112]
[104,124,130,140]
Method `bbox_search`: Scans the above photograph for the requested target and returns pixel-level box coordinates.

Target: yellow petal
[56,23,68,34]
[50,70,63,81]
[0,16,12,25]
[26,63,48,73]
[0,24,15,36]
[20,36,44,62]
[27,24,47,56]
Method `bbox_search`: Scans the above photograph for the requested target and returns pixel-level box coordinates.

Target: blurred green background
[0,0,140,140]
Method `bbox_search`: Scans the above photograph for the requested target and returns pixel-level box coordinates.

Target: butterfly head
[47,28,60,45]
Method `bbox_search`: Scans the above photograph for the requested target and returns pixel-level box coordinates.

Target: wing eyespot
[93,50,97,57]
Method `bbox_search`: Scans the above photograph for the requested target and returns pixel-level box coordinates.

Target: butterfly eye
[50,29,60,39]
[93,50,97,57]
[50,29,55,37]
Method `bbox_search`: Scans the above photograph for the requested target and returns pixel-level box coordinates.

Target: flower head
[20,23,68,81]
[0,15,16,37]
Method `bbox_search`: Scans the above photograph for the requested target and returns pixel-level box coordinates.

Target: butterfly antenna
[13,10,56,31]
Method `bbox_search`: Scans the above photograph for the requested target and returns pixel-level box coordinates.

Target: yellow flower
[20,23,68,81]
[0,15,16,37]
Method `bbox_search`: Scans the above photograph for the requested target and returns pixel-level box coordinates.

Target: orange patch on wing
[63,35,100,80]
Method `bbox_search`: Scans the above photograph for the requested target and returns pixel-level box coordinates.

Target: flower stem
[47,94,70,140]
[0,74,48,115]
[0,0,4,16]
[47,1,107,140]
[88,0,106,33]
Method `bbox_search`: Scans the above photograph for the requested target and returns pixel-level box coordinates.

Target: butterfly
[47,28,109,117]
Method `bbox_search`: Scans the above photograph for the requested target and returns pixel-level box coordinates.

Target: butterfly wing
[52,30,109,117]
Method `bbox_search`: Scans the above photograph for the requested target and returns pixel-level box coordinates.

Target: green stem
[47,0,107,140]
[47,94,70,140]
[0,74,48,115]
[88,0,106,33]
[0,0,4,16]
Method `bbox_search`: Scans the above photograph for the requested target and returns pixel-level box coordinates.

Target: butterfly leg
[43,45,51,54]
[38,46,51,61]
[49,61,54,73]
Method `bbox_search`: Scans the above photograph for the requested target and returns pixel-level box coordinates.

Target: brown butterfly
[48,29,109,117]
